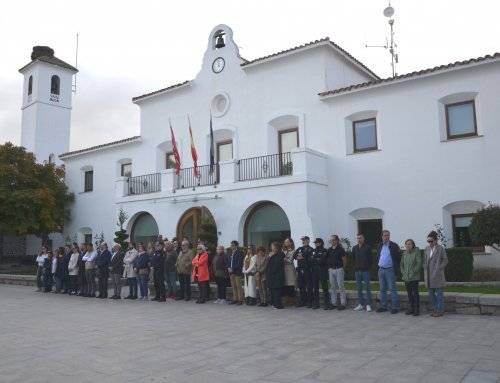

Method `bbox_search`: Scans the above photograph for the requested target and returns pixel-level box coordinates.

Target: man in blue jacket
[376,230,401,314]
[96,243,112,299]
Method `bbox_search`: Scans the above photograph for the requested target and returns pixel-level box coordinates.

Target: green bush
[445,247,474,282]
[469,203,500,247]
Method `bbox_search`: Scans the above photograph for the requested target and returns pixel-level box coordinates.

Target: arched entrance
[244,202,291,248]
[177,207,216,243]
[130,212,159,246]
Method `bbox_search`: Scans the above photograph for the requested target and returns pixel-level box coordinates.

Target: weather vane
[366,1,399,77]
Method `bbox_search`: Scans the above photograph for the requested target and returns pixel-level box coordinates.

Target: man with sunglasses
[376,230,401,314]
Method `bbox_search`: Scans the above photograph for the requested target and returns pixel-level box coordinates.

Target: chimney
[31,46,55,60]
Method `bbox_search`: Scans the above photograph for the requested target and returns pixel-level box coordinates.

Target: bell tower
[19,46,78,165]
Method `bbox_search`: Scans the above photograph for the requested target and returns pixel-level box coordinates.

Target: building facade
[19,24,500,253]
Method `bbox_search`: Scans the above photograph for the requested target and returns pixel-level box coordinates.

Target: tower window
[51,75,60,95]
[28,75,33,96]
[213,32,226,49]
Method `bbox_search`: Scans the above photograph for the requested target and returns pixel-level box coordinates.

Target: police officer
[151,242,166,302]
[294,236,314,307]
[310,238,333,310]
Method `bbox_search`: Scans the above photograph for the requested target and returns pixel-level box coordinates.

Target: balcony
[115,148,327,198]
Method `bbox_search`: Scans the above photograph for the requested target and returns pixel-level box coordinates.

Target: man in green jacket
[400,239,422,316]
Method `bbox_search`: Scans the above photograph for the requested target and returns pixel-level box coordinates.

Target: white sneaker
[353,304,364,311]
[366,305,372,312]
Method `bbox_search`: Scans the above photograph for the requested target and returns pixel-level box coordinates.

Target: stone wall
[0,235,26,259]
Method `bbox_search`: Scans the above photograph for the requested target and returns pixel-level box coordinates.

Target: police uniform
[151,249,166,301]
[310,239,332,309]
[293,241,314,307]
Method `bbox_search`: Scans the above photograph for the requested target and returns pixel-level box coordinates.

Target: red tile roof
[319,52,500,97]
[59,136,141,159]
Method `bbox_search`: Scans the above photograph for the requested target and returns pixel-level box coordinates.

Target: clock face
[212,57,225,73]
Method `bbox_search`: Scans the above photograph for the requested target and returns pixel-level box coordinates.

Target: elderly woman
[424,231,448,317]
[282,238,297,305]
[267,242,285,309]
[134,243,150,300]
[401,239,422,316]
[243,246,257,305]
[192,244,209,304]
[123,243,138,299]
[212,245,229,303]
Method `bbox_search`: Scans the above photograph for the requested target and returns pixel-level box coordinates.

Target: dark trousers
[85,269,96,296]
[311,268,330,307]
[138,274,149,298]
[78,270,86,294]
[177,273,191,299]
[215,277,227,300]
[405,281,420,312]
[98,270,109,297]
[63,275,70,293]
[69,275,78,293]
[297,269,312,305]
[36,266,44,289]
[198,281,209,302]
[111,273,121,297]
[43,273,53,292]
[270,287,283,308]
[153,271,166,300]
[127,277,138,297]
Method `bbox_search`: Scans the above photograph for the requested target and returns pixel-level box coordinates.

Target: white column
[115,177,128,197]
[218,160,236,184]
[161,169,175,192]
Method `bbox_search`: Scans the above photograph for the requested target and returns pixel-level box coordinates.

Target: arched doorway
[177,207,216,244]
[130,212,159,246]
[244,202,291,248]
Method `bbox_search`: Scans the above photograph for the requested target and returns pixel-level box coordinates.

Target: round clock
[212,57,225,73]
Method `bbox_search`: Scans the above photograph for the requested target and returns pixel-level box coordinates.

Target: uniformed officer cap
[313,238,324,245]
[301,236,310,241]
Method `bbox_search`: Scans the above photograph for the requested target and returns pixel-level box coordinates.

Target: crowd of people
[34,229,448,317]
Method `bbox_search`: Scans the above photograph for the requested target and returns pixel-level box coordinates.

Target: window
[84,170,93,192]
[165,152,176,169]
[84,234,93,245]
[121,163,132,177]
[216,140,233,162]
[452,214,475,247]
[445,100,477,139]
[353,118,377,152]
[357,219,383,248]
[50,75,60,95]
[28,75,33,96]
[278,128,299,154]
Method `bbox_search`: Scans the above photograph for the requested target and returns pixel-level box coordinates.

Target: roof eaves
[59,136,142,160]
[132,80,191,103]
[18,56,78,73]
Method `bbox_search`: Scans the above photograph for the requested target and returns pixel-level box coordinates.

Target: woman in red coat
[192,244,210,304]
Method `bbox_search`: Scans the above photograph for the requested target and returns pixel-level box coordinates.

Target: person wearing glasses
[376,230,401,314]
[192,244,209,304]
[424,231,448,317]
[400,239,422,316]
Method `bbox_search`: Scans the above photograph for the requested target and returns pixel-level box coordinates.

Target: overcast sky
[1,0,499,150]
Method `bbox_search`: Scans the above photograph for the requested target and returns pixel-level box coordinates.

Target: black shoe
[124,295,132,300]
[376,307,388,313]
[337,305,346,311]
[413,311,420,316]
[307,304,313,308]
[185,298,190,301]
[131,296,137,300]
[405,309,414,315]
[261,303,268,307]
[175,296,183,301]
[391,309,399,314]
[109,296,116,299]
[324,305,333,310]
[312,305,320,309]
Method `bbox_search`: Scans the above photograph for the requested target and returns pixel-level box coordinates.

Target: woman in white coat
[243,246,257,305]
[67,243,80,295]
[123,243,138,299]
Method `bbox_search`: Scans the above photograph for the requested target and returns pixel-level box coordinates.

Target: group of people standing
[35,229,449,317]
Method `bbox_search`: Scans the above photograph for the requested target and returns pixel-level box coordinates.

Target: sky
[1,0,499,151]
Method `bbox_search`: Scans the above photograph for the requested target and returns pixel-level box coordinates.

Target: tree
[114,207,129,250]
[198,217,218,254]
[469,203,500,251]
[0,143,74,250]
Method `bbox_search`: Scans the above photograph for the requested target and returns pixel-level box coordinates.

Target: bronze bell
[215,34,225,49]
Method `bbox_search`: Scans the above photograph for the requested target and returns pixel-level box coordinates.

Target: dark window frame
[84,234,93,245]
[216,139,233,162]
[121,162,132,177]
[84,170,93,192]
[278,128,299,155]
[50,75,60,95]
[353,118,378,153]
[165,151,176,170]
[445,100,477,140]
[28,75,33,96]
[357,218,383,247]
[451,213,476,248]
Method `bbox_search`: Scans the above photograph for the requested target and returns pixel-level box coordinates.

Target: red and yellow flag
[188,116,198,177]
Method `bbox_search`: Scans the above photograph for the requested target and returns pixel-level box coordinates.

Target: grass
[343,281,500,295]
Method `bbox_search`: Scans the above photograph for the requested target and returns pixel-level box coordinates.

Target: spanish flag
[188,115,198,177]
[169,119,181,175]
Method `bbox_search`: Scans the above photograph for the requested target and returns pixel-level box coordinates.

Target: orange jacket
[192,252,209,282]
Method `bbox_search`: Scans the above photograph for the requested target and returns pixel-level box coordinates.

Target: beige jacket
[123,248,138,278]
[176,249,194,275]
[423,244,448,289]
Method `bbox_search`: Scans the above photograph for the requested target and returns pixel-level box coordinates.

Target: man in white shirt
[35,247,48,292]
[82,244,98,297]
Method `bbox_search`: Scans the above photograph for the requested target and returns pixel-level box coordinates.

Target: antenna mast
[366,1,399,77]
[72,33,79,93]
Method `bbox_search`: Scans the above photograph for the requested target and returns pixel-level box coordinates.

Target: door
[357,219,383,248]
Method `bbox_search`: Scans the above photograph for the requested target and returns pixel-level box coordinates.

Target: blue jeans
[428,288,444,312]
[165,271,177,296]
[127,277,138,297]
[54,275,63,292]
[378,267,399,309]
[138,274,149,298]
[355,271,372,306]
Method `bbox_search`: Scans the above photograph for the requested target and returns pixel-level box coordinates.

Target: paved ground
[1,285,500,383]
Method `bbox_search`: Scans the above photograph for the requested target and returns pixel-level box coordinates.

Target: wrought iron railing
[175,164,219,189]
[237,152,293,181]
[126,172,161,195]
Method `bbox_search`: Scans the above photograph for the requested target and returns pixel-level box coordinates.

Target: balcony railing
[126,172,161,195]
[237,152,293,181]
[175,164,219,190]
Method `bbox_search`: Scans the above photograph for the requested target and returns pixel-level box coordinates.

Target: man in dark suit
[376,230,401,314]
[109,244,125,299]
[96,243,112,298]
[228,240,244,305]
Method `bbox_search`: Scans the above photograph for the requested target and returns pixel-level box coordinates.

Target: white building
[18,25,500,253]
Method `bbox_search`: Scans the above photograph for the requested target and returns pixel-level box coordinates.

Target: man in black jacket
[326,235,347,310]
[228,240,244,305]
[151,242,166,302]
[109,244,125,299]
[376,230,401,314]
[293,236,314,307]
[96,243,112,298]
[310,238,332,310]
[351,233,373,312]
